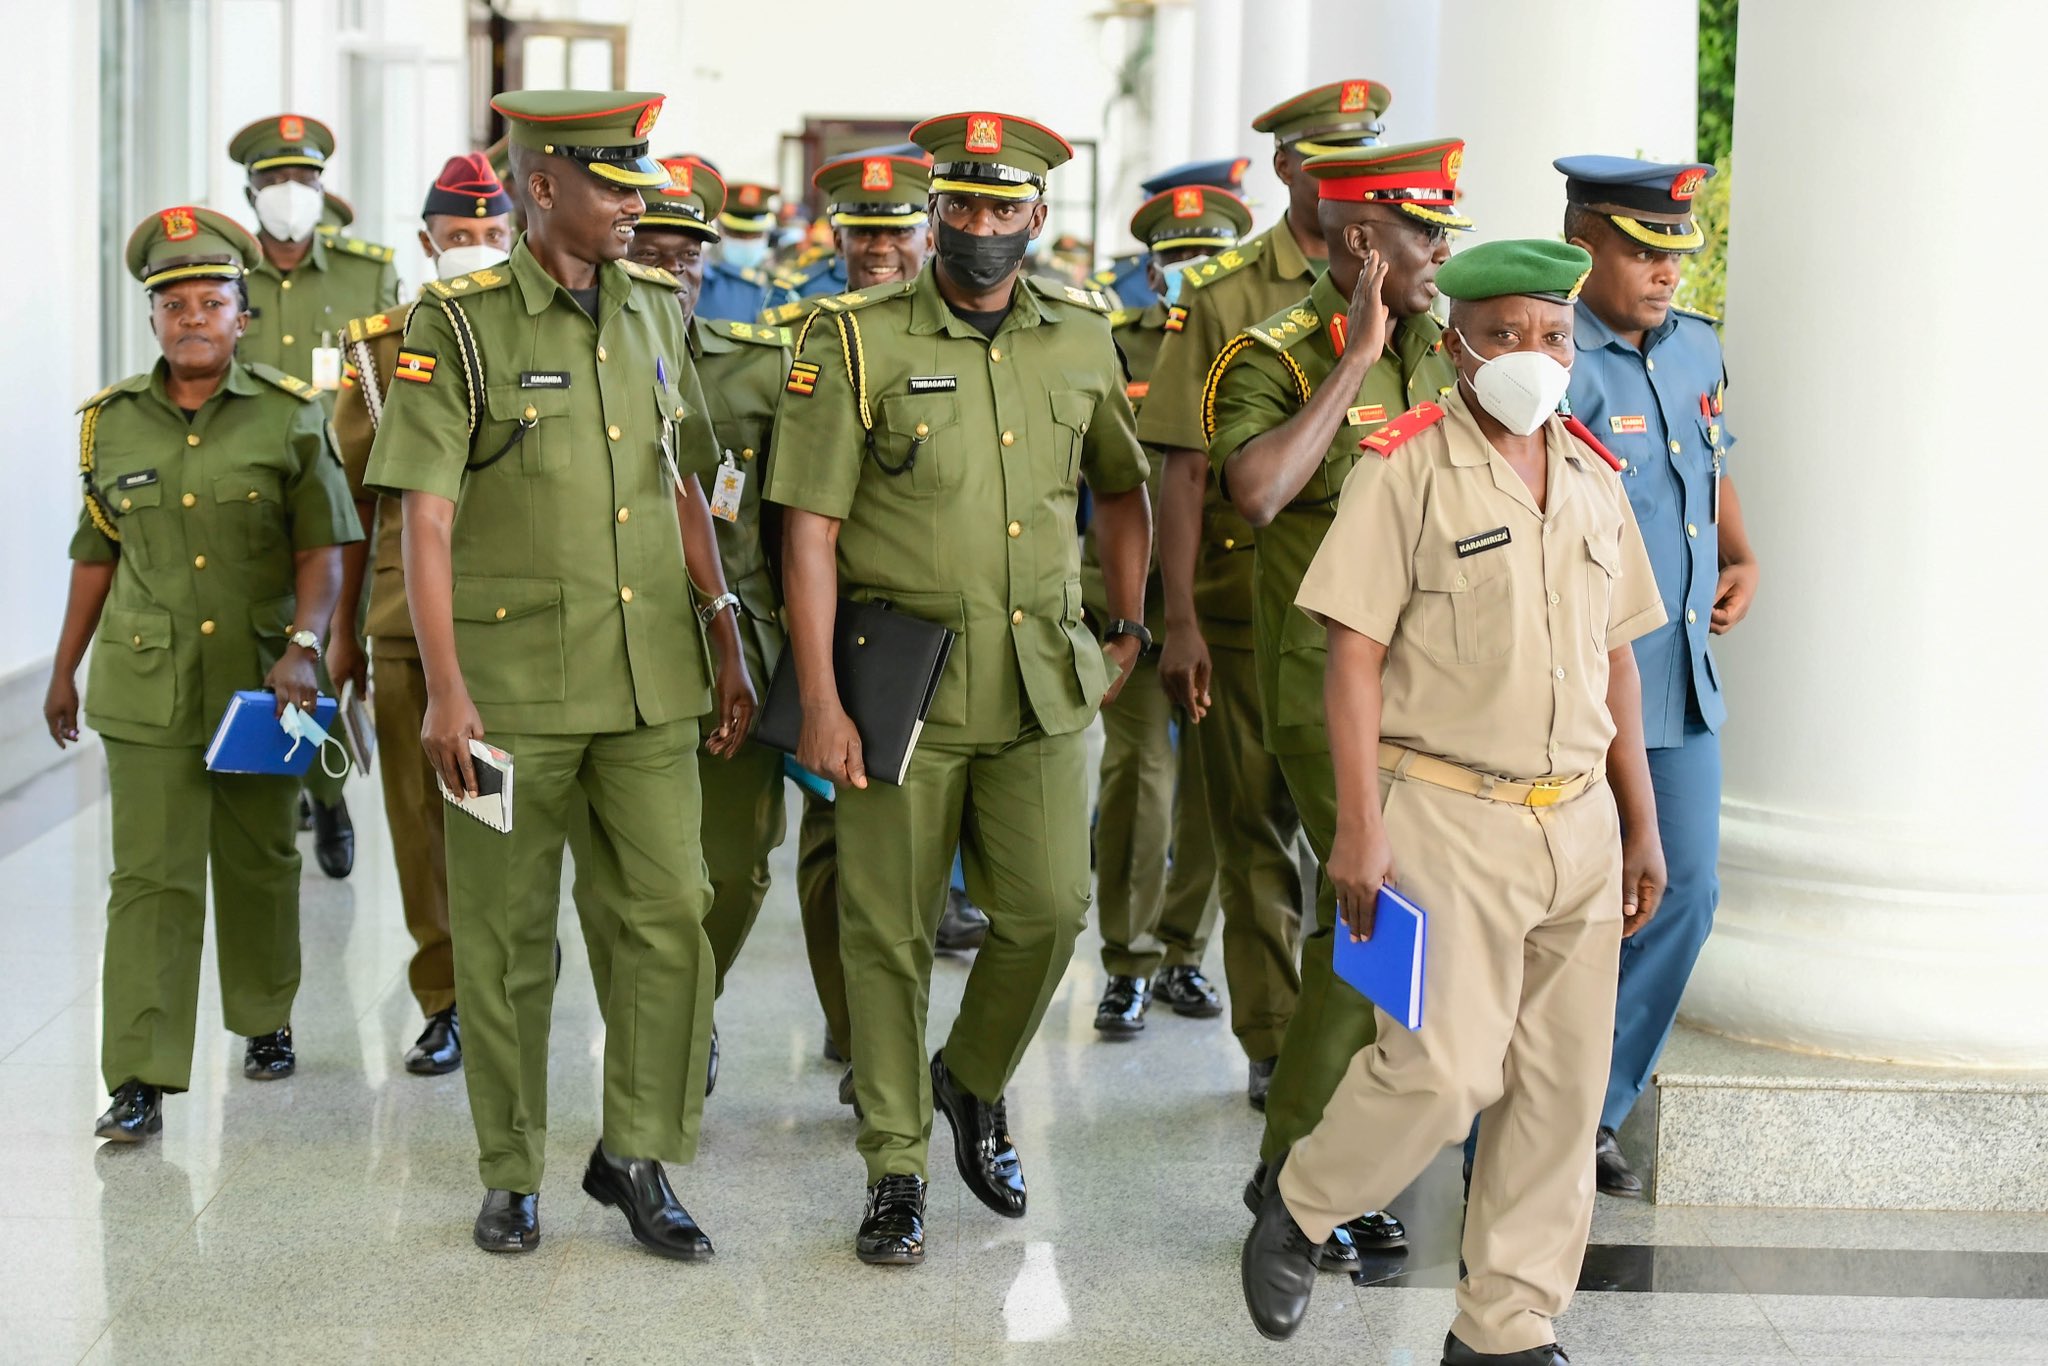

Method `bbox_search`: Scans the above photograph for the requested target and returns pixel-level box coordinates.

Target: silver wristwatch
[696,591,740,626]
[287,629,322,658]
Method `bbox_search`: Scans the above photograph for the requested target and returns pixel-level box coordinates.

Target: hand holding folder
[754,598,955,788]
[1333,883,1428,1032]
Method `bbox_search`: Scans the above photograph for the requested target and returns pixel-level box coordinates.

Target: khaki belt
[1379,743,1596,809]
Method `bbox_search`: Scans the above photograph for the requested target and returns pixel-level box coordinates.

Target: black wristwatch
[1104,618,1153,652]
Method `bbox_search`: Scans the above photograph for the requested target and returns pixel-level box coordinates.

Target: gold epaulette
[344,308,406,344]
[812,282,916,314]
[1183,240,1262,292]
[761,298,817,327]
[423,264,513,299]
[247,363,322,402]
[621,259,680,288]
[1107,308,1137,328]
[320,229,395,264]
[713,319,793,348]
[1245,301,1323,352]
[1026,276,1113,314]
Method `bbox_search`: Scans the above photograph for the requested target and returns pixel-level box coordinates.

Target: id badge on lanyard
[709,451,745,523]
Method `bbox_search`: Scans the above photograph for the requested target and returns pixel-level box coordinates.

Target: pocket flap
[214,470,282,506]
[452,575,563,624]
[1278,601,1325,652]
[485,384,573,423]
[878,393,958,439]
[100,605,171,651]
[110,480,162,512]
[1414,550,1505,593]
[1584,530,1622,575]
[1050,389,1095,432]
[854,587,967,631]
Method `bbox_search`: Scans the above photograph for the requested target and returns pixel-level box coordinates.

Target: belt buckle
[1524,780,1566,808]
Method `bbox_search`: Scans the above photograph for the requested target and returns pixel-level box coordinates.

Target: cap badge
[965,115,1004,155]
[1444,147,1465,183]
[861,158,894,191]
[161,207,199,242]
[1670,167,1706,201]
[278,114,305,143]
[739,185,761,208]
[668,162,694,195]
[633,99,662,138]
[1172,187,1204,218]
[1339,81,1372,113]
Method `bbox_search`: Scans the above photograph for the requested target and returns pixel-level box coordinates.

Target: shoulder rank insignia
[1361,402,1446,458]
[1062,285,1113,312]
[715,319,792,348]
[344,309,403,344]
[738,266,767,285]
[785,359,821,397]
[1246,297,1321,352]
[1187,242,1259,292]
[1163,305,1188,333]
[1562,415,1625,471]
[323,231,395,264]
[1107,308,1135,328]
[621,259,680,287]
[76,378,137,413]
[248,363,321,401]
[763,299,815,326]
[815,282,913,313]
[425,266,512,298]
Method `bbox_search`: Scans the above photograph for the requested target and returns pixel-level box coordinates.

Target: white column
[1148,1,1198,181]
[1189,0,1244,163]
[1234,0,1307,232]
[1434,0,1695,244]
[1305,0,1441,139]
[1681,0,2048,1067]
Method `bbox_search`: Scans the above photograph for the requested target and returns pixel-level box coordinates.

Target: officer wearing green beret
[1208,136,1471,1265]
[365,90,752,1259]
[228,113,400,878]
[769,110,1152,1266]
[1087,182,1255,1040]
[1240,239,1667,1366]
[44,206,361,1143]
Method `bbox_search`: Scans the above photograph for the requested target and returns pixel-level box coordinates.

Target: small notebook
[339,680,375,776]
[753,598,956,787]
[1333,883,1428,1031]
[204,690,340,775]
[436,739,514,833]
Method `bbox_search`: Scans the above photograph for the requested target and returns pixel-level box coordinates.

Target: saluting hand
[422,684,487,799]
[1620,825,1667,937]
[799,700,867,791]
[43,673,82,749]
[1328,819,1396,942]
[1346,249,1392,365]
[1158,628,1212,722]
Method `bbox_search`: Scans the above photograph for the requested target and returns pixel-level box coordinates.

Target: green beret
[814,153,932,227]
[124,205,261,289]
[640,156,725,240]
[489,90,668,189]
[1434,239,1593,304]
[912,112,1072,201]
[229,113,335,174]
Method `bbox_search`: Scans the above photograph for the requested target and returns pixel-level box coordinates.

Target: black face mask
[934,219,1031,293]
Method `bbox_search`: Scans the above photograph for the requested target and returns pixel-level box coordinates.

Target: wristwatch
[1104,619,1153,652]
[287,629,322,659]
[696,591,740,626]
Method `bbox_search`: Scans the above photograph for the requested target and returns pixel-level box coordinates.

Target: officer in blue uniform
[1555,155,1761,1196]
[1090,156,1252,309]
[693,175,798,321]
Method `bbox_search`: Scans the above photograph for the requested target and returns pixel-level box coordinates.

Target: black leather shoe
[94,1080,162,1143]
[1243,1162,1396,1268]
[1595,1126,1642,1198]
[404,1006,461,1075]
[1152,964,1223,1017]
[1241,1155,1322,1341]
[582,1142,713,1260]
[823,1026,846,1064]
[1442,1331,1569,1365]
[474,1188,539,1252]
[310,796,354,879]
[243,1026,295,1080]
[934,888,990,953]
[930,1050,1025,1218]
[1093,975,1150,1038]
[1247,1056,1276,1110]
[705,1024,719,1097]
[1345,1209,1408,1250]
[856,1173,927,1265]
[297,792,314,832]
[838,1064,863,1119]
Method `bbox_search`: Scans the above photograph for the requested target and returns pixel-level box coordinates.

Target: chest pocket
[1049,390,1094,483]
[1584,530,1621,647]
[877,393,959,492]
[106,478,165,569]
[213,470,288,561]
[484,383,574,476]
[1413,550,1515,666]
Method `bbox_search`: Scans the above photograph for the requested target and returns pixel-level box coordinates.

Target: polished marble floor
[3,747,2046,1364]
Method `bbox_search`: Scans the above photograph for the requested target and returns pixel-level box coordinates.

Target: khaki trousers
[369,648,454,1016]
[1278,772,1624,1356]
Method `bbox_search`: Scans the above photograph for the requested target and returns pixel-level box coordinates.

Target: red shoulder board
[1562,414,1625,472]
[1360,401,1446,458]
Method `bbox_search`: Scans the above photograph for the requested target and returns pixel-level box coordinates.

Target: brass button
[1617,458,1629,470]
[990,346,1003,362]
[608,424,622,441]
[1645,356,1655,372]
[1007,521,1021,538]
[280,279,291,291]
[674,406,685,419]
[186,433,200,447]
[247,490,260,502]
[1686,523,1698,538]
[193,555,206,569]
[1000,431,1015,447]
[119,497,132,511]
[1079,421,1088,434]
[617,507,630,523]
[1223,537,1236,549]
[741,447,755,461]
[1011,609,1024,624]
[620,586,634,602]
[200,619,216,636]
[523,405,537,420]
[494,608,507,620]
[1686,608,1698,624]
[282,334,294,346]
[597,345,608,362]
[1668,440,1681,454]
[914,423,930,439]
[130,635,142,647]
[181,493,196,508]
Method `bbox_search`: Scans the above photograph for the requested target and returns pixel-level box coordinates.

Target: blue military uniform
[788,255,846,301]
[697,259,797,323]
[1092,156,1252,310]
[1556,155,1735,1139]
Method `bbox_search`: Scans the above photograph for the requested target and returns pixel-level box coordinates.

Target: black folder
[753,598,956,787]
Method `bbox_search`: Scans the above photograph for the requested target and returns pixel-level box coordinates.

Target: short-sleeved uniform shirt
[765,264,1150,745]
[363,239,720,736]
[1080,300,1173,632]
[332,302,417,649]
[1567,302,1733,746]
[72,359,362,746]
[1296,389,1667,779]
[242,230,400,380]
[1206,273,1456,756]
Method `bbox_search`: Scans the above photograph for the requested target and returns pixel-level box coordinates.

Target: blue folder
[1333,883,1428,1031]
[203,690,339,776]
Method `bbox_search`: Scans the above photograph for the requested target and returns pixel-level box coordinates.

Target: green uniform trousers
[836,725,1089,1182]
[695,738,790,996]
[1193,644,1305,1062]
[99,738,301,1094]
[1259,743,1378,1164]
[369,649,454,1017]
[794,790,853,1061]
[446,720,714,1193]
[1095,647,1219,977]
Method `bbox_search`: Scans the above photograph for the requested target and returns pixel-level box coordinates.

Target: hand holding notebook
[436,739,514,833]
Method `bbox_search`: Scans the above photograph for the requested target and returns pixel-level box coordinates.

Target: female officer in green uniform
[43,206,361,1144]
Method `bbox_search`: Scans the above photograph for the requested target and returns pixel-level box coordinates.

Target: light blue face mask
[1158,255,1210,307]
[279,704,350,779]
[721,237,770,271]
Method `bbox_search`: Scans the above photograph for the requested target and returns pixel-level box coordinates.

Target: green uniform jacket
[243,230,401,379]
[71,359,363,745]
[333,303,417,649]
[363,240,721,735]
[690,315,793,690]
[1080,301,1172,631]
[1206,272,1455,755]
[765,265,1150,745]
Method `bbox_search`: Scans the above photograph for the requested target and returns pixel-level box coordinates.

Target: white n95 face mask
[432,243,510,280]
[1456,329,1572,436]
[253,181,323,242]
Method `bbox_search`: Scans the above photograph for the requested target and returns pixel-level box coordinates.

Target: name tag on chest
[1454,526,1511,559]
[1346,404,1387,427]
[907,375,957,394]
[1609,414,1647,434]
[520,372,572,389]
[117,469,159,490]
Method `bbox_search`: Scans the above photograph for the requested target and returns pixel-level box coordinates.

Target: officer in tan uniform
[1239,240,1669,1366]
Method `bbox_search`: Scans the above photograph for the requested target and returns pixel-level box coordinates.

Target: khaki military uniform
[1081,301,1219,980]
[1207,275,1455,1159]
[1276,390,1664,1355]
[767,267,1149,1180]
[1133,218,1322,1061]
[74,360,361,1093]
[333,303,454,1017]
[365,242,721,1192]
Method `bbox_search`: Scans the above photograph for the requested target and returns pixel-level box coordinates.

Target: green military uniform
[1206,140,1464,1163]
[767,112,1150,1182]
[80,207,361,1096]
[364,91,722,1193]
